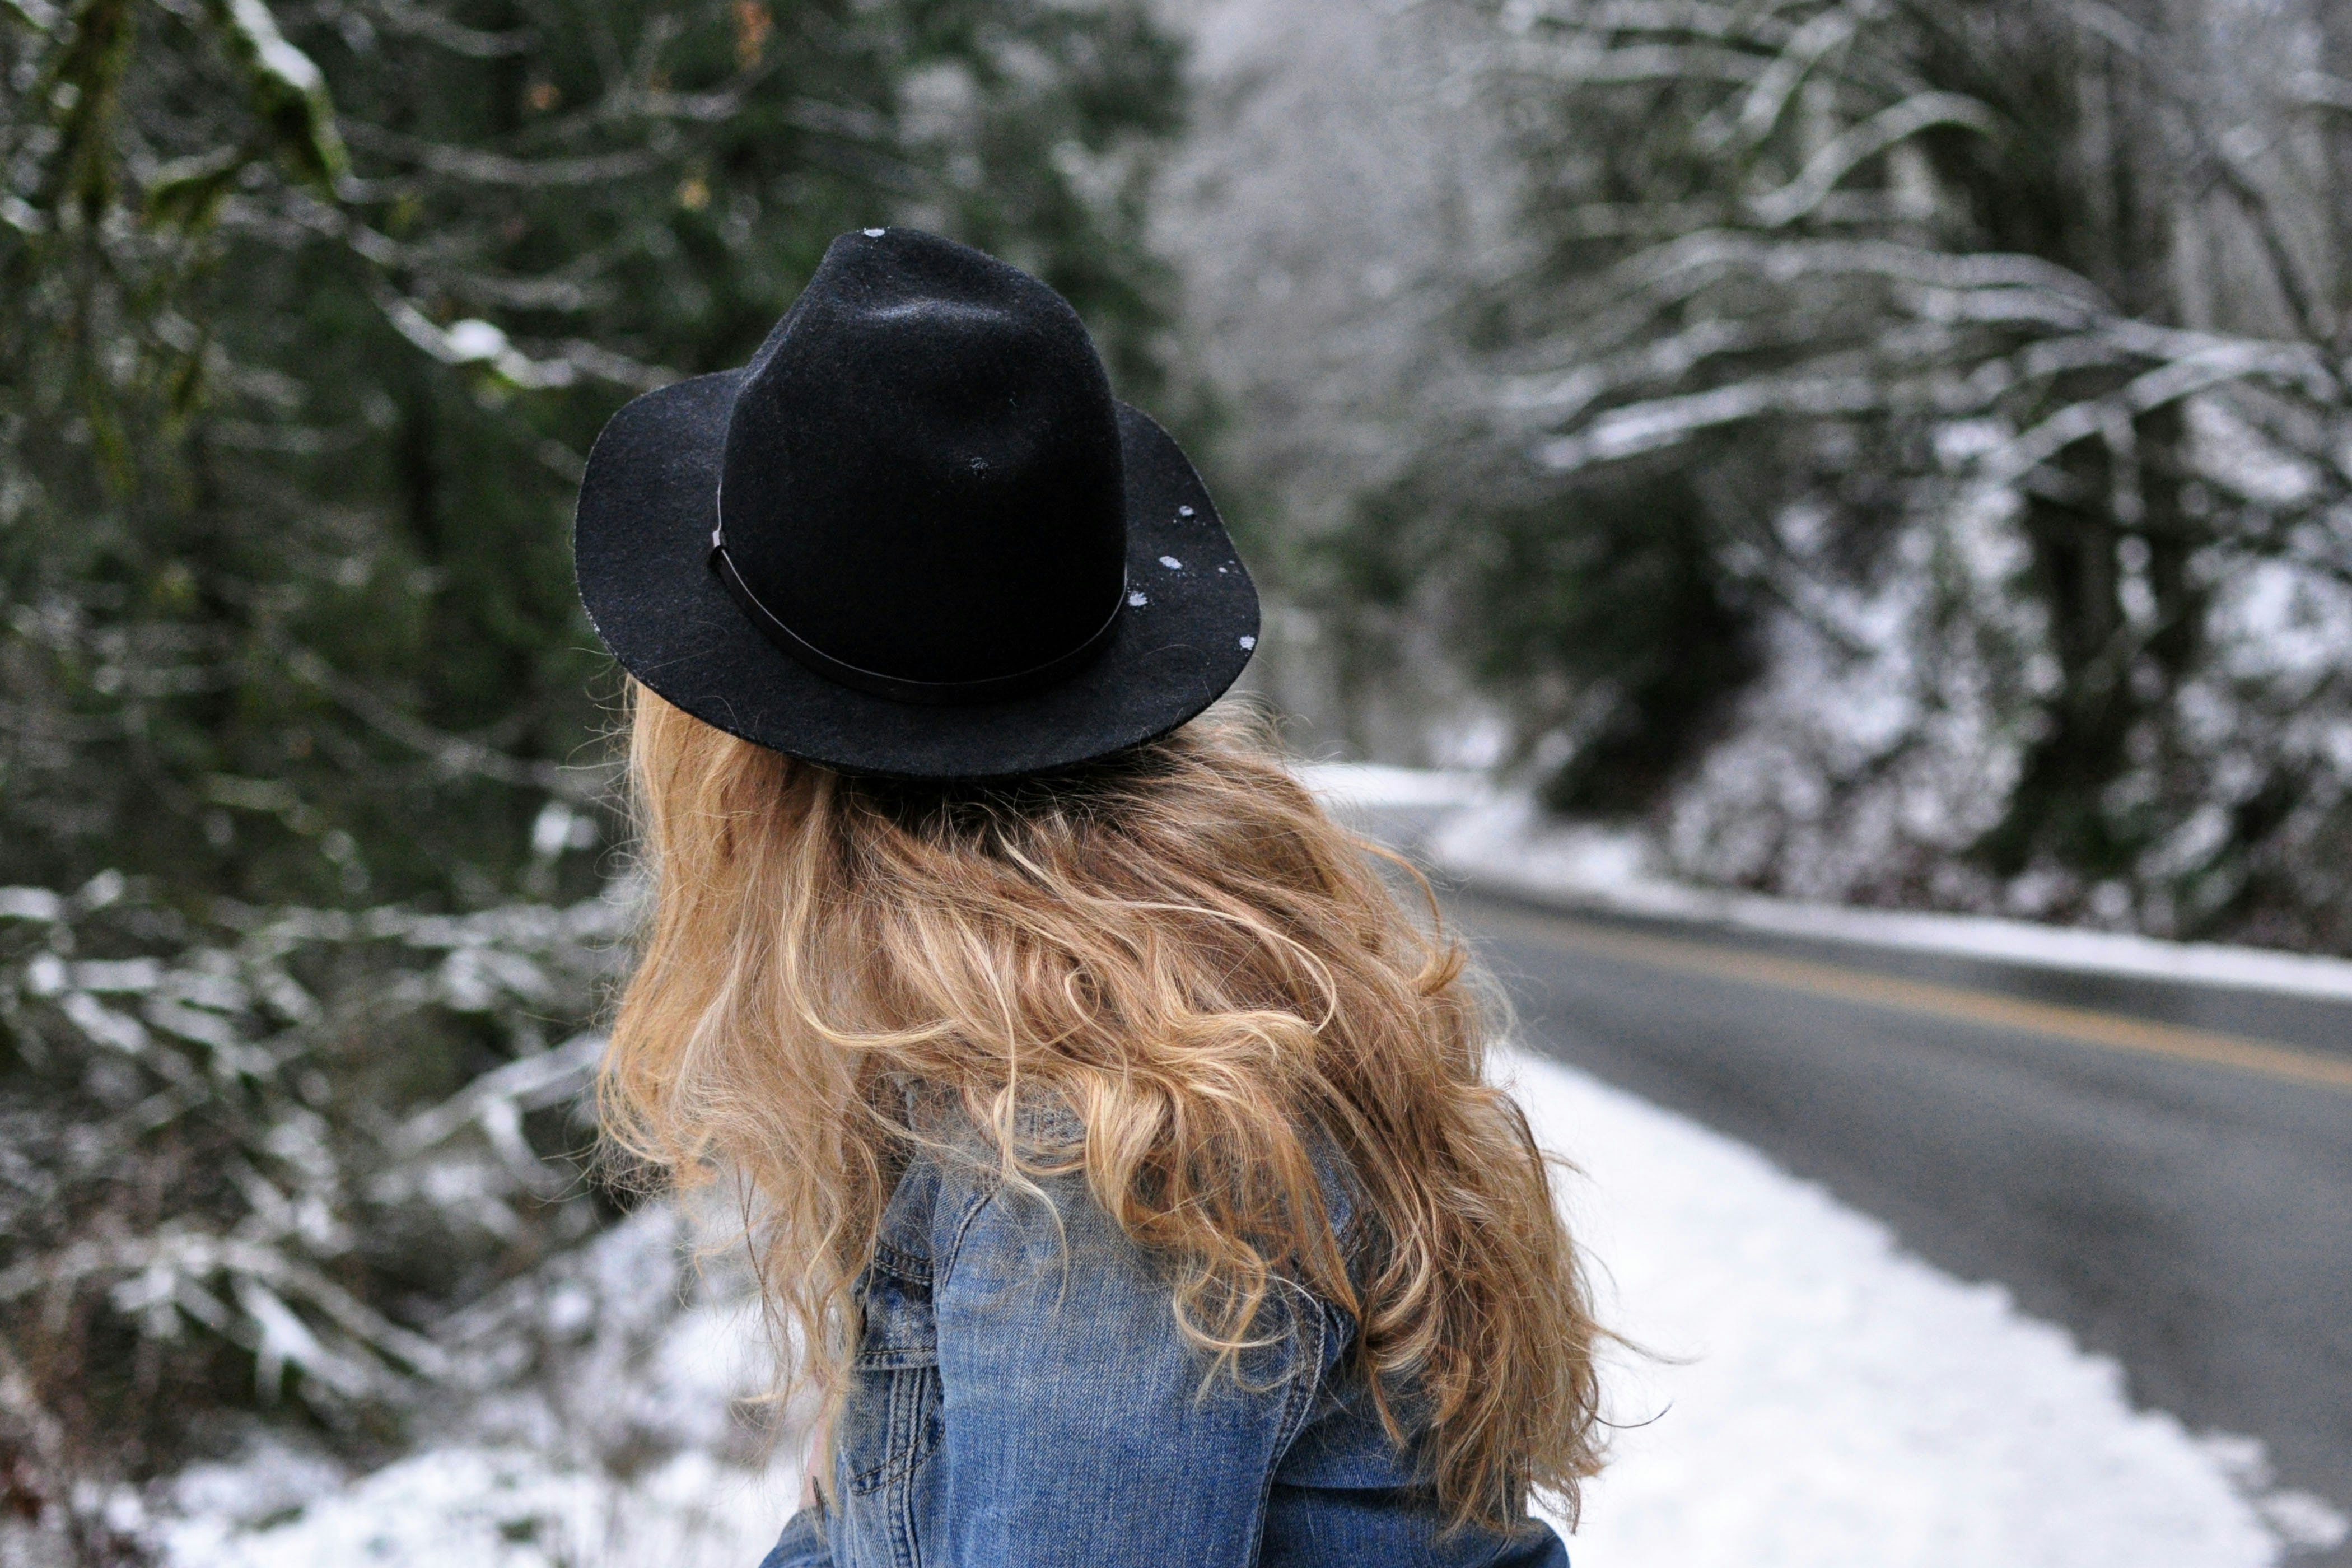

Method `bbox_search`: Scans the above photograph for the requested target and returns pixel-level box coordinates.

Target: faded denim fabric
[758,1099,1570,1568]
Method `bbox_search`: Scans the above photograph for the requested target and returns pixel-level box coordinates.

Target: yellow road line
[1466,905,2352,1095]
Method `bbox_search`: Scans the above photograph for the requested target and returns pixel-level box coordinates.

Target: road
[1451,891,2352,1558]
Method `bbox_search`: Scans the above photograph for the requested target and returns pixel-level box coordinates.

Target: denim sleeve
[757,1506,833,1568]
[931,1166,1324,1568]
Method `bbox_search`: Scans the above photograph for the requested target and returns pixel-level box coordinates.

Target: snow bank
[1503,1045,2342,1565]
[1311,763,2352,1002]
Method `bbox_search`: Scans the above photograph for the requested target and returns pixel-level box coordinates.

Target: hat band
[708,540,1124,707]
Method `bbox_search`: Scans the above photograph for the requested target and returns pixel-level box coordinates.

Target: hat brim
[574,371,1261,781]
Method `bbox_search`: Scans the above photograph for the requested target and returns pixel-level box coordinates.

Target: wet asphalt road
[1450,891,2352,1558]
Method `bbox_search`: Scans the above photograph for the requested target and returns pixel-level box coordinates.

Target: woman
[576,227,1604,1566]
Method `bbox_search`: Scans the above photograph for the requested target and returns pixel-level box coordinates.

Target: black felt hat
[573,227,1258,781]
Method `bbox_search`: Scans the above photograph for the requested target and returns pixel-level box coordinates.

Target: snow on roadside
[1501,1044,2344,1565]
[1305,763,2352,1002]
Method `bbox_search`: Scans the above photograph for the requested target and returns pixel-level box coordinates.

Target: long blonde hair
[600,688,1605,1529]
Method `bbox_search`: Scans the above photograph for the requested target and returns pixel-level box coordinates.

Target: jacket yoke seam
[932,1161,1004,1296]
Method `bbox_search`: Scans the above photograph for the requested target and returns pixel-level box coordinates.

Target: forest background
[3,0,2349,1560]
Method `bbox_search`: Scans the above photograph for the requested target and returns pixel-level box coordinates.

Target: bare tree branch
[341,120,669,187]
[1727,3,1860,148]
[357,0,531,57]
[1747,90,2001,227]
[281,641,618,803]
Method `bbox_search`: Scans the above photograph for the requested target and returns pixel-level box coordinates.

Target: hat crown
[717,230,1128,687]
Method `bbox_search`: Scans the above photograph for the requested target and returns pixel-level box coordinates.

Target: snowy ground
[161,1438,796,1568]
[147,1043,2343,1567]
[1504,1045,2342,1565]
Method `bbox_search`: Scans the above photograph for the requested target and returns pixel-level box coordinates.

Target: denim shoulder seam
[932,1158,1006,1295]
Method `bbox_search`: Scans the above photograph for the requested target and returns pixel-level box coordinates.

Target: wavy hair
[599,687,1606,1530]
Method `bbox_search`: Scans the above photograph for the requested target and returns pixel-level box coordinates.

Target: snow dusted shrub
[0,872,634,1562]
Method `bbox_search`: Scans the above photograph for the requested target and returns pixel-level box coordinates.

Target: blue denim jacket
[759,1098,1570,1568]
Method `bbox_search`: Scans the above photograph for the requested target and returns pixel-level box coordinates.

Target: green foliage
[1488,470,1761,819]
[1,0,1181,909]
